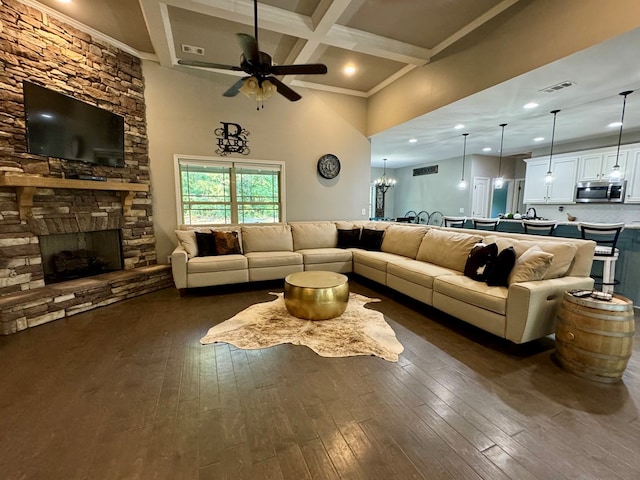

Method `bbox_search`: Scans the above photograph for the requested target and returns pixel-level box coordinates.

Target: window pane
[180,163,232,224]
[238,204,280,223]
[236,171,279,203]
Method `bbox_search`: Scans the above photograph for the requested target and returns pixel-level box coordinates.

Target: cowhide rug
[200,292,404,362]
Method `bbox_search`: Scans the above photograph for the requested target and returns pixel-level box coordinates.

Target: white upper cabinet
[577,148,629,181]
[625,149,640,203]
[523,156,578,204]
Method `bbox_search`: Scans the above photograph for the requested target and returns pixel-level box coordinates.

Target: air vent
[539,80,576,93]
[181,44,205,56]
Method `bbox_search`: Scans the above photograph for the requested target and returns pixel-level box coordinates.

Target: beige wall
[143,61,371,262]
[367,0,640,136]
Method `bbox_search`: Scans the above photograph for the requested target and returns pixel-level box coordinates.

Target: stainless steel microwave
[575,181,626,203]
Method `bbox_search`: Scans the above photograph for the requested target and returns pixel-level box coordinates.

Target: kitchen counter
[496,218,640,229]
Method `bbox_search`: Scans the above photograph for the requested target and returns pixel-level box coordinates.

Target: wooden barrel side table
[555,292,635,383]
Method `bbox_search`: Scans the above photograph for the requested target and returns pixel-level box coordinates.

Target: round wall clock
[317,154,341,179]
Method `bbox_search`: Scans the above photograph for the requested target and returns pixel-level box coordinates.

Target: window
[176,157,284,225]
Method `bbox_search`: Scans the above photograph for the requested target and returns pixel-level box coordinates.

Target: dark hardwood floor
[1,278,640,480]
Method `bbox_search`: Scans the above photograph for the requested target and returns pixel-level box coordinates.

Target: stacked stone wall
[0,0,155,296]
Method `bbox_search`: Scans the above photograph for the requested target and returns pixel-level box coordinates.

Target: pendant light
[544,109,560,186]
[494,123,507,189]
[458,133,469,190]
[610,90,634,181]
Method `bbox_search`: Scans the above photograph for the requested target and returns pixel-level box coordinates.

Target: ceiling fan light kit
[177,0,327,108]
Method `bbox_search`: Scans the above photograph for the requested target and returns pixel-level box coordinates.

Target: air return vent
[181,44,205,55]
[539,80,576,93]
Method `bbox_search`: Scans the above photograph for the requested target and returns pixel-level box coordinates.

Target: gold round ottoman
[284,271,349,320]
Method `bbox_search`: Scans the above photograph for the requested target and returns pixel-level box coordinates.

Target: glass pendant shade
[544,109,561,186]
[611,90,634,180]
[494,124,506,189]
[458,133,468,190]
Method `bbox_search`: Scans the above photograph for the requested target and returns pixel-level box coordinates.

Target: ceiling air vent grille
[181,44,205,55]
[539,81,576,93]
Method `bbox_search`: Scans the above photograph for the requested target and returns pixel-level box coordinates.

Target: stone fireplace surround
[0,1,173,335]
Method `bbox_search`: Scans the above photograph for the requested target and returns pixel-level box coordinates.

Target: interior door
[472,177,490,217]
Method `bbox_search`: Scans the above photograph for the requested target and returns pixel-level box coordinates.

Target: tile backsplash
[529,203,640,225]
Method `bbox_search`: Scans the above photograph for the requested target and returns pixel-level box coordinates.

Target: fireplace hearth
[39,230,123,285]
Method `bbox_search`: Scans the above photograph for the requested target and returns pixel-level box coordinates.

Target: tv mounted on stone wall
[23,81,125,168]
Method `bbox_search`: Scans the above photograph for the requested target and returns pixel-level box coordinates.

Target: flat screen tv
[23,81,125,167]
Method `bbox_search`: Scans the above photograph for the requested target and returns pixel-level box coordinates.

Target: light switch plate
[459,207,464,213]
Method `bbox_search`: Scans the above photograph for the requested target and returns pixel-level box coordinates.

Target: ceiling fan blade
[177,59,242,71]
[267,76,301,102]
[223,78,248,97]
[237,33,260,65]
[269,64,328,76]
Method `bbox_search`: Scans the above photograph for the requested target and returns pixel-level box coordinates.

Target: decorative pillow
[213,230,241,255]
[360,228,384,251]
[486,246,516,287]
[195,231,217,257]
[175,230,198,257]
[417,229,482,272]
[464,243,498,281]
[291,222,337,250]
[485,235,577,280]
[508,246,554,284]
[337,228,361,248]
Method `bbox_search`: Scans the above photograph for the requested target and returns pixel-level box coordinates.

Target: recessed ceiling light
[523,102,539,109]
[483,147,492,152]
[343,65,356,76]
[57,0,72,3]
[408,138,418,143]
[608,121,623,128]
[454,124,465,130]
[534,137,544,142]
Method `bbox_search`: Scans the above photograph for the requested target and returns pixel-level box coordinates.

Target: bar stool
[577,222,625,293]
[521,219,557,235]
[472,217,500,231]
[444,216,467,228]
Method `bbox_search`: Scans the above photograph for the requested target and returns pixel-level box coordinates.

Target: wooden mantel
[0,174,149,219]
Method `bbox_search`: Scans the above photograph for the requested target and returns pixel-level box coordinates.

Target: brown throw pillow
[486,246,516,287]
[213,230,241,255]
[464,243,498,281]
[195,231,216,257]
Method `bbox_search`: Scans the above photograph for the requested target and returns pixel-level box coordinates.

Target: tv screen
[23,81,125,167]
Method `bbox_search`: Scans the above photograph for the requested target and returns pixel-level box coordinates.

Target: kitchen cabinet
[523,156,578,204]
[577,150,628,181]
[624,149,640,203]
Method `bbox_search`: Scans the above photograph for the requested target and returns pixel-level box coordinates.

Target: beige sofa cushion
[485,235,577,279]
[175,230,198,257]
[244,251,303,268]
[290,222,337,250]
[187,254,247,273]
[296,248,352,265]
[508,246,554,284]
[387,259,460,289]
[381,225,428,259]
[241,225,293,253]
[434,275,508,315]
[417,229,481,272]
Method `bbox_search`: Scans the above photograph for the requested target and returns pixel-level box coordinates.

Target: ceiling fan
[177,0,328,103]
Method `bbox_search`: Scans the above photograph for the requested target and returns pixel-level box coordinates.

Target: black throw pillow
[360,228,384,251]
[464,243,498,281]
[337,228,361,248]
[195,231,217,257]
[486,246,516,287]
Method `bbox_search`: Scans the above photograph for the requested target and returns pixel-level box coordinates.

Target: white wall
[143,61,371,262]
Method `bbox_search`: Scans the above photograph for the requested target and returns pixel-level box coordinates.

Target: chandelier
[374,158,396,193]
[239,76,276,108]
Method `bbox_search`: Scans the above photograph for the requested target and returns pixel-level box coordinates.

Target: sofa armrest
[505,276,595,344]
[170,245,188,289]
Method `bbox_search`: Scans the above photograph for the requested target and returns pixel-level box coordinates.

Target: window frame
[174,154,286,225]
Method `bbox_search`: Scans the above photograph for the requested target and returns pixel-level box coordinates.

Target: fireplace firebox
[39,230,124,284]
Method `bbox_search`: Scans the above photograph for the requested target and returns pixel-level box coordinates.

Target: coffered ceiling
[27,0,640,168]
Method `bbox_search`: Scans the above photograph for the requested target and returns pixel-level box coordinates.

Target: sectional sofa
[170,221,596,344]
